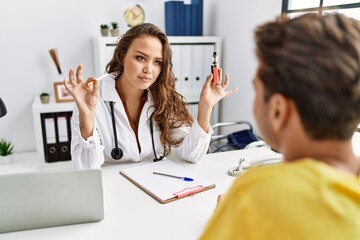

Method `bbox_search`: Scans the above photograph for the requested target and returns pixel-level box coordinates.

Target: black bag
[227,129,259,150]
[209,121,260,153]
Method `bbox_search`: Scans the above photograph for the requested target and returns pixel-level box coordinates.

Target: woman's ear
[268,93,291,132]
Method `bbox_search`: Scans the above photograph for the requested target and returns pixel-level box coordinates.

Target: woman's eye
[136,56,145,61]
[154,60,162,65]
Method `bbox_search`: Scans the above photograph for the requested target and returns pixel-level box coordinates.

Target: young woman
[64,23,237,169]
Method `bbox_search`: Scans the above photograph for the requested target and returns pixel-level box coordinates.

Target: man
[200,13,360,239]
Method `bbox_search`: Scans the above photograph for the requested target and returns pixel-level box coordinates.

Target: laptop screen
[0,169,103,233]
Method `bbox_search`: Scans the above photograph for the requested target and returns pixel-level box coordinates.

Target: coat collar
[100,73,120,102]
[99,73,154,115]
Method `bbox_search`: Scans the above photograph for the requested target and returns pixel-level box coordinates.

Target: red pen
[211,52,221,85]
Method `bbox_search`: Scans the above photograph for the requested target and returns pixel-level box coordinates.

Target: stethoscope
[109,101,165,162]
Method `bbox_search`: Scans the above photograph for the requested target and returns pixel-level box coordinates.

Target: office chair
[208,121,263,153]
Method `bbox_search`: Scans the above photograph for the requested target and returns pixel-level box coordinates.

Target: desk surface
[0,148,275,240]
[1,133,359,240]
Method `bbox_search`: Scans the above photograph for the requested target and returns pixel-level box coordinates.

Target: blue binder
[190,3,198,36]
[176,1,185,35]
[165,1,177,36]
[192,0,203,35]
[165,0,203,36]
[184,4,192,36]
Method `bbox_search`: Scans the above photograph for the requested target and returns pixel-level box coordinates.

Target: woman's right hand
[64,64,99,139]
[64,64,99,116]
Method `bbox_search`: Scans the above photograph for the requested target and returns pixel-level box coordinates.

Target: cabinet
[32,96,74,169]
[93,36,222,124]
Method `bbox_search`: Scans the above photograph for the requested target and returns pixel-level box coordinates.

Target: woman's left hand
[199,69,238,110]
[197,69,238,132]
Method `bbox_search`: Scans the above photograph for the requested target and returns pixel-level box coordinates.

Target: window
[282,0,360,19]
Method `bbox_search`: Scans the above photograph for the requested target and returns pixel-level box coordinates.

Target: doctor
[64,23,238,169]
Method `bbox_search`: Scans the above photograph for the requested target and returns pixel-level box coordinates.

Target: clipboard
[119,159,216,204]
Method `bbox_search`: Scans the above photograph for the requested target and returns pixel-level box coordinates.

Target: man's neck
[282,138,360,176]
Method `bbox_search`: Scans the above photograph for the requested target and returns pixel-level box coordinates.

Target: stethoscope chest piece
[110,101,123,160]
[109,101,164,161]
[111,147,123,160]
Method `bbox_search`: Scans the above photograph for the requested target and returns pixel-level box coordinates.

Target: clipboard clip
[173,185,205,198]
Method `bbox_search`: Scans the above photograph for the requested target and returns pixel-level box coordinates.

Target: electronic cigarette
[211,52,221,84]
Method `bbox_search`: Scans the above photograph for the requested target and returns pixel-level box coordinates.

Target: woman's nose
[143,63,153,74]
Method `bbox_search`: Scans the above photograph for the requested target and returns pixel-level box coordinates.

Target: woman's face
[120,35,163,91]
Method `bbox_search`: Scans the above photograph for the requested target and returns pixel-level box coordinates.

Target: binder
[192,0,203,35]
[165,0,203,36]
[184,4,192,36]
[165,1,177,36]
[120,159,216,204]
[190,3,199,36]
[191,44,204,100]
[57,112,71,161]
[171,44,183,92]
[175,1,185,36]
[179,44,192,99]
[41,113,58,163]
[40,111,72,163]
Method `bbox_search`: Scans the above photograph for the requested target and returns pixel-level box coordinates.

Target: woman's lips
[138,76,151,82]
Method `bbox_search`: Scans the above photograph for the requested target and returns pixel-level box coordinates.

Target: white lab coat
[71,74,213,169]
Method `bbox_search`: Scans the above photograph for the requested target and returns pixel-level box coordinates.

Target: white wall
[209,0,283,126]
[0,0,282,152]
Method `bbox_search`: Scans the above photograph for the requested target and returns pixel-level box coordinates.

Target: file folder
[171,44,183,92]
[57,112,71,161]
[191,44,204,98]
[41,113,58,163]
[40,111,72,163]
[165,1,177,36]
[120,159,216,204]
[179,44,192,99]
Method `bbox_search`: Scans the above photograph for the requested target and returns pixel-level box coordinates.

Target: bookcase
[93,36,222,124]
[32,96,74,169]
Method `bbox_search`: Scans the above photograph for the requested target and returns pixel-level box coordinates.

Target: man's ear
[268,93,291,132]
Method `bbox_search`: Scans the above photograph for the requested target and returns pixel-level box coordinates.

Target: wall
[0,0,282,152]
[208,1,283,127]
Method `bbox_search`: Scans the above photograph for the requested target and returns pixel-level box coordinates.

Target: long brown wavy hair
[106,23,193,156]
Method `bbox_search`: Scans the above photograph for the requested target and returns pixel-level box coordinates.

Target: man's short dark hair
[255,13,360,140]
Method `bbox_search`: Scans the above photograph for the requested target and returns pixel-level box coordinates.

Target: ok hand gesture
[64,64,99,116]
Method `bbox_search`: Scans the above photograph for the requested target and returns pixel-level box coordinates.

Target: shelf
[32,96,74,113]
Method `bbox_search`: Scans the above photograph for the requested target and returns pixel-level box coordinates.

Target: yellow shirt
[200,159,360,240]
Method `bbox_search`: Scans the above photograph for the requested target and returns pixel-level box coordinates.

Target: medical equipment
[227,151,283,177]
[208,121,260,153]
[109,101,164,161]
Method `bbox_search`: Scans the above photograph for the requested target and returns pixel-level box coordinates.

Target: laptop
[0,169,104,233]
